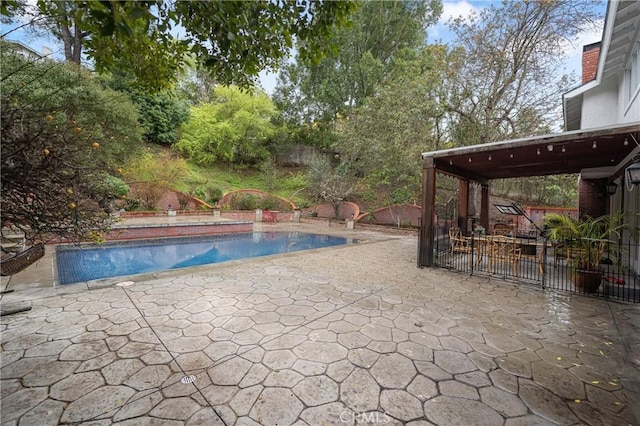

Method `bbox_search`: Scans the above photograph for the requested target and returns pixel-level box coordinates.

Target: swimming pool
[56,232,357,285]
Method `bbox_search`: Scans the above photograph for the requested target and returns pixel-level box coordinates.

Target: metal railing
[432,226,640,303]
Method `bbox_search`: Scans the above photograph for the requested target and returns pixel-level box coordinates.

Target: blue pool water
[56,232,357,285]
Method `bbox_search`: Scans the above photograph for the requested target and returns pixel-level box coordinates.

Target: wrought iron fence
[431,226,640,303]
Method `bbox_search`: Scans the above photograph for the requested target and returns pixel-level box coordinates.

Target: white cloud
[428,0,484,43]
[439,0,481,25]
[559,20,604,76]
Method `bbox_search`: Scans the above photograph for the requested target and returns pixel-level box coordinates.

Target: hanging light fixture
[627,162,640,186]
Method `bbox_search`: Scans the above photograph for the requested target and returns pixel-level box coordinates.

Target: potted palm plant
[543,212,627,293]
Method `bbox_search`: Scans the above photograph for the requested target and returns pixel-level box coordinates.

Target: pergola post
[480,184,490,233]
[419,157,436,267]
[458,179,469,234]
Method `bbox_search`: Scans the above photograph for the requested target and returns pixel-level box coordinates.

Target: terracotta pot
[574,269,602,293]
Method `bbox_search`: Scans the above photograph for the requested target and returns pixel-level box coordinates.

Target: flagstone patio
[1,223,638,425]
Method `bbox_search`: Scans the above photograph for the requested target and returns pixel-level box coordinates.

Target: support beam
[480,184,490,233]
[419,158,437,267]
[458,179,469,234]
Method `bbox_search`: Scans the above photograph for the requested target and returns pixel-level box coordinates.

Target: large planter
[574,269,603,293]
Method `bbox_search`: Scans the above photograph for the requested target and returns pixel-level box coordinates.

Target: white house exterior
[563,0,640,273]
[4,39,52,60]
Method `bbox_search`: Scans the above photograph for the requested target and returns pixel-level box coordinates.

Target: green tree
[104,74,190,145]
[273,0,442,124]
[176,86,277,166]
[334,46,454,204]
[3,0,358,90]
[1,43,142,242]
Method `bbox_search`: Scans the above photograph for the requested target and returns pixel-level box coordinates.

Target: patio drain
[181,375,196,384]
[115,281,135,287]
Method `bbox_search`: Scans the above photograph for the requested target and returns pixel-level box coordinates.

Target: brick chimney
[582,42,601,84]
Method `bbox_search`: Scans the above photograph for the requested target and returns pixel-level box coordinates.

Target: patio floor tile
[1,223,638,425]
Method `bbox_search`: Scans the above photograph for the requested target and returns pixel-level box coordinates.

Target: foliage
[123,150,189,210]
[334,46,451,204]
[1,43,142,242]
[102,174,130,199]
[258,196,281,211]
[176,86,277,166]
[259,159,278,191]
[4,0,358,90]
[493,175,578,207]
[543,212,631,271]
[177,66,217,105]
[273,0,442,124]
[229,194,260,211]
[207,187,223,204]
[445,0,600,145]
[104,75,190,145]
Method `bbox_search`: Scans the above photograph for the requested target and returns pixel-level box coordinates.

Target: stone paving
[1,223,639,425]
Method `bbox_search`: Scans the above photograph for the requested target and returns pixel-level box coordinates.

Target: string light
[547,144,553,152]
[536,148,541,155]
[624,138,629,146]
[592,141,597,149]
[509,154,513,158]
[449,159,453,165]
[562,146,566,153]
[468,157,472,162]
[488,155,492,161]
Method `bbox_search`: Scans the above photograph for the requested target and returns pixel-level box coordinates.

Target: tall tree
[273,0,442,124]
[104,74,190,145]
[3,0,358,90]
[441,0,599,205]
[334,46,456,204]
[176,86,277,167]
[445,0,600,145]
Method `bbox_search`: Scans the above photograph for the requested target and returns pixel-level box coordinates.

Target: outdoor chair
[486,236,521,276]
[449,228,471,254]
[493,223,512,236]
[1,243,45,276]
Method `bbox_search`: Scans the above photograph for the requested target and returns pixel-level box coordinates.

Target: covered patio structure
[418,122,640,267]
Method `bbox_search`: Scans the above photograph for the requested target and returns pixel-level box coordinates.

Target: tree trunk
[58,1,82,65]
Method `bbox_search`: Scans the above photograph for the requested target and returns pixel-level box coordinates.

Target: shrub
[229,193,260,210]
[176,192,191,210]
[207,187,223,204]
[259,196,281,210]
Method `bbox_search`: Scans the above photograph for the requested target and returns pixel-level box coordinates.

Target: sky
[261,0,606,94]
[2,0,606,95]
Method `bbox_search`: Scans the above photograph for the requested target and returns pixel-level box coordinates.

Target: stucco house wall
[565,0,640,273]
[581,78,619,128]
